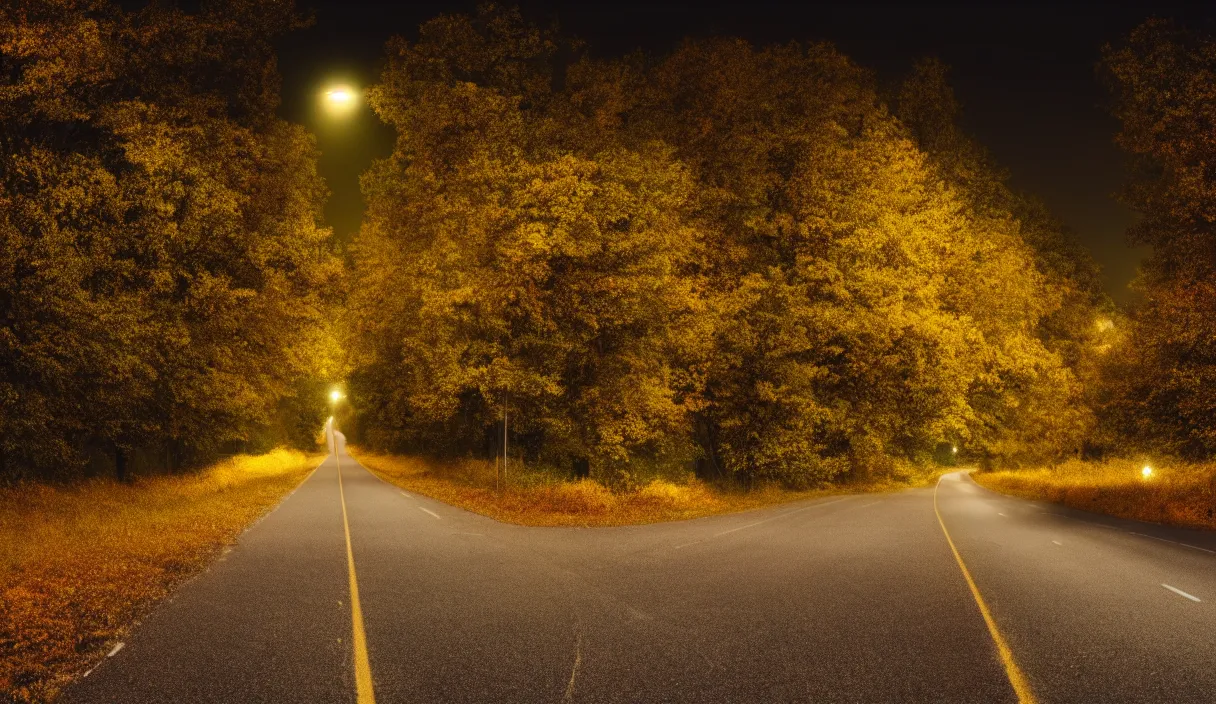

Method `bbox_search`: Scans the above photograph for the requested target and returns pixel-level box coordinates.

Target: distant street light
[328,392,343,454]
[1141,465,1153,478]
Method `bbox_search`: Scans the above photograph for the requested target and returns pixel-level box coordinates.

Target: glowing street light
[327,393,343,454]
[320,84,360,118]
[327,88,353,104]
[952,445,959,455]
[1141,465,1153,479]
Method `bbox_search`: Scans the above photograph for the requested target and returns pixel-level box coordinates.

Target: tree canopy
[6,3,1207,485]
[0,0,340,479]
[1100,19,1216,458]
[347,5,1109,485]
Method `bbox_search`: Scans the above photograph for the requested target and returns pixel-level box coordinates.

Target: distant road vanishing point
[64,435,1216,703]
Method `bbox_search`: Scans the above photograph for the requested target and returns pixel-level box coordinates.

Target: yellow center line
[337,449,376,704]
[934,475,1037,704]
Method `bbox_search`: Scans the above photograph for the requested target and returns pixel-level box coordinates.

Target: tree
[895,58,1110,463]
[1101,20,1216,458]
[351,7,707,474]
[0,0,339,479]
[614,40,1088,478]
[350,7,1107,486]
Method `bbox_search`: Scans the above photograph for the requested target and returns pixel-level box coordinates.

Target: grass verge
[0,448,322,704]
[348,448,943,527]
[973,458,1216,530]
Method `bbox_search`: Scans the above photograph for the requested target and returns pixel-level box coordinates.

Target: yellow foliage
[1,1,340,479]
[349,7,1106,484]
[348,447,937,528]
[974,459,1216,529]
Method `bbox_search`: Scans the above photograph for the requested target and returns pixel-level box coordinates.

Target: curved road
[64,436,1216,702]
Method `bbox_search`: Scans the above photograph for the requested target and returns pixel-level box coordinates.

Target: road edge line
[934,475,1037,704]
[337,450,377,704]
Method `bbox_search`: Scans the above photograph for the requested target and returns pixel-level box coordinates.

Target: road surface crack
[563,631,583,703]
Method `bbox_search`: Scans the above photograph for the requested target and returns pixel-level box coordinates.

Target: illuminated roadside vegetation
[350,447,944,527]
[2,4,1215,700]
[346,6,1110,489]
[0,450,321,704]
[342,9,1216,531]
[1,3,339,700]
[0,0,342,483]
[976,21,1216,527]
[974,461,1216,530]
[1097,21,1216,460]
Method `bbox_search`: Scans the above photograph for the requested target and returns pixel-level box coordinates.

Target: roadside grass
[0,449,322,704]
[348,448,945,527]
[973,458,1216,530]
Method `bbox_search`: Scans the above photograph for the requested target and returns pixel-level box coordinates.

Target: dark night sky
[276,2,1216,304]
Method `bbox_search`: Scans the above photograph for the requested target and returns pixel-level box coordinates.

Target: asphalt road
[63,437,1216,703]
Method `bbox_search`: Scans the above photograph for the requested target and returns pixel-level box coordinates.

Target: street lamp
[326,87,354,104]
[330,389,343,404]
[320,84,360,118]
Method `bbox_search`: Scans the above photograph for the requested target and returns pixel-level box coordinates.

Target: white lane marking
[1052,540,1062,546]
[1032,507,1216,554]
[1131,531,1178,547]
[107,642,124,657]
[714,520,771,538]
[1129,531,1216,555]
[855,501,882,510]
[1179,543,1216,555]
[419,507,441,519]
[1161,584,1202,602]
[400,491,413,499]
[997,512,1007,517]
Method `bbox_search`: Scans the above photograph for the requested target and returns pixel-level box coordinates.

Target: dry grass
[348,448,942,527]
[0,449,322,704]
[973,458,1216,529]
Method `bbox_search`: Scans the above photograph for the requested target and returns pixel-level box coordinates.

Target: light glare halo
[320,83,360,117]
